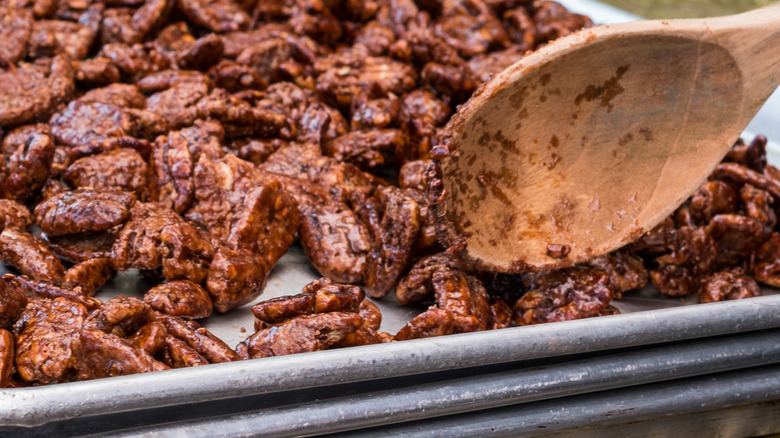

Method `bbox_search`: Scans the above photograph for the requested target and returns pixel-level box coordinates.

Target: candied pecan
[73,57,122,87]
[399,115,440,164]
[334,326,391,348]
[308,279,365,313]
[0,54,74,128]
[420,62,477,103]
[73,329,170,380]
[188,155,298,266]
[299,202,372,284]
[219,23,294,57]
[13,297,87,384]
[263,143,385,204]
[28,19,94,60]
[240,312,362,359]
[0,329,13,388]
[180,119,225,160]
[288,2,343,46]
[324,130,405,170]
[226,176,298,267]
[358,299,382,330]
[399,90,451,126]
[141,71,210,129]
[431,268,489,332]
[0,200,33,232]
[49,100,161,154]
[532,0,592,42]
[0,6,33,65]
[131,0,172,41]
[0,276,27,329]
[99,43,172,83]
[252,293,316,325]
[127,321,168,356]
[156,313,240,362]
[711,162,780,200]
[46,231,117,263]
[350,97,400,130]
[227,137,286,165]
[740,184,776,234]
[465,46,526,84]
[158,221,215,284]
[2,124,51,156]
[348,187,384,238]
[206,246,269,313]
[395,306,456,341]
[78,84,147,109]
[8,275,102,310]
[315,55,417,109]
[208,60,267,92]
[1,131,55,202]
[62,258,114,296]
[488,299,512,330]
[101,8,142,44]
[435,7,509,58]
[404,187,439,252]
[149,131,196,213]
[161,334,209,367]
[144,280,213,319]
[688,181,738,225]
[365,187,421,298]
[235,37,299,84]
[725,136,767,173]
[297,101,344,146]
[84,295,155,338]
[707,214,765,265]
[177,34,225,71]
[0,229,65,283]
[751,232,780,287]
[699,269,760,303]
[195,89,288,138]
[503,6,537,51]
[584,249,648,298]
[175,0,250,33]
[398,160,432,192]
[650,263,699,297]
[64,149,149,198]
[35,188,135,237]
[395,253,459,305]
[512,268,614,325]
[352,21,394,55]
[110,202,184,270]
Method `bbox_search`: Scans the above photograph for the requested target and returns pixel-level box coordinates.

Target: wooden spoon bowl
[432,3,780,272]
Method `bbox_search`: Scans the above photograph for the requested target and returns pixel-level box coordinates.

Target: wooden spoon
[431,3,780,273]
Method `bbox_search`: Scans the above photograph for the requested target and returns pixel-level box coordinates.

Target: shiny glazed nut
[0,229,65,283]
[144,280,213,319]
[240,312,362,359]
[34,188,136,237]
[72,329,169,380]
[13,297,87,384]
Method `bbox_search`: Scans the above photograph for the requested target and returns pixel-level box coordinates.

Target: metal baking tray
[2,0,780,434]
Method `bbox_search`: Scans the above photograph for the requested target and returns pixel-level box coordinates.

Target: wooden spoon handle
[708,2,780,116]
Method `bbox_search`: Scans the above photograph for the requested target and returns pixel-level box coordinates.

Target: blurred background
[599,0,775,18]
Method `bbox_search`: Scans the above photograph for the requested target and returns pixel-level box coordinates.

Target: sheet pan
[2,0,780,434]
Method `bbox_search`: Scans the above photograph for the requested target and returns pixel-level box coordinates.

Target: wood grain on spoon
[431,3,780,273]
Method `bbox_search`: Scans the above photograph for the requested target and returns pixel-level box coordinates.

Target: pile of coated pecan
[0,0,777,387]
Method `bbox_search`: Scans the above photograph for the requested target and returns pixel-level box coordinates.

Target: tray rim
[4,294,780,427]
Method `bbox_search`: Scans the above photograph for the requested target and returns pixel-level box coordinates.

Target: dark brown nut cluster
[393,253,491,340]
[512,268,617,326]
[239,278,390,358]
